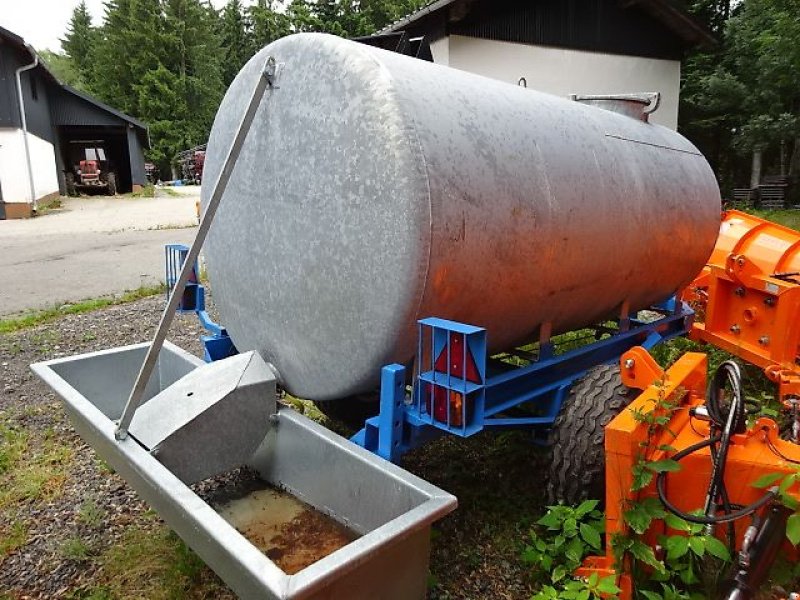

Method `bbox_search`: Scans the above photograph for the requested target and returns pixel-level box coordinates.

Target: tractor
[64,140,118,196]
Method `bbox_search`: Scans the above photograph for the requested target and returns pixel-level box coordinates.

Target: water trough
[31,341,456,599]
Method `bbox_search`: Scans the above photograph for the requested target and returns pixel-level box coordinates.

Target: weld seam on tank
[605,134,703,155]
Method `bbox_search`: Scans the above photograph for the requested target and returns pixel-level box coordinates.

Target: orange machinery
[579,347,800,600]
[683,210,800,403]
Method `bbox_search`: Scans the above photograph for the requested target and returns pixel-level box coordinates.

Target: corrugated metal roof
[381,0,716,48]
[0,24,148,134]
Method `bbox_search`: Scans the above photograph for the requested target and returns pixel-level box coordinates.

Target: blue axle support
[352,298,693,461]
[165,244,237,362]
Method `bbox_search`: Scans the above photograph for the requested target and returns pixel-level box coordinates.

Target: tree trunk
[789,137,800,176]
[780,140,787,176]
[751,148,763,188]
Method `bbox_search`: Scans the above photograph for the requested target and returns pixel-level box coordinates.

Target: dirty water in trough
[211,476,359,575]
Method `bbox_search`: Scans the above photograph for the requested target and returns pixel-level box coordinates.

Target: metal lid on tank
[568,92,661,122]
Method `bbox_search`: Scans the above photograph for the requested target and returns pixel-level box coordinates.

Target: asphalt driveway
[0,189,199,316]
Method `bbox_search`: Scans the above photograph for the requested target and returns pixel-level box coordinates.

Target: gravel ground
[0,295,545,599]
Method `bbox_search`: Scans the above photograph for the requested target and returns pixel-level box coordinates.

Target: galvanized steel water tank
[202,33,721,401]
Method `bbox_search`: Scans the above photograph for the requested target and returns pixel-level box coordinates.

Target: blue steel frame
[352,299,693,463]
[165,244,237,362]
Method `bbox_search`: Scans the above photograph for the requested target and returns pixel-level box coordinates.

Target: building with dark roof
[0,25,149,219]
[381,0,714,130]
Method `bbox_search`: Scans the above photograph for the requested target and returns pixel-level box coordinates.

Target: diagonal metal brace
[115,57,276,440]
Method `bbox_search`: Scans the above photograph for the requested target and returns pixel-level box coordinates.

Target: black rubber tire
[313,393,380,428]
[106,172,117,196]
[65,172,78,197]
[545,365,636,506]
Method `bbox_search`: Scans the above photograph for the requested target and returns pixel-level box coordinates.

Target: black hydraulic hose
[656,436,777,525]
[703,362,745,544]
[707,361,746,434]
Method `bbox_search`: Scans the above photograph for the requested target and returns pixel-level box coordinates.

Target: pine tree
[219,0,251,85]
[250,0,292,52]
[162,0,225,155]
[90,0,133,112]
[61,1,98,79]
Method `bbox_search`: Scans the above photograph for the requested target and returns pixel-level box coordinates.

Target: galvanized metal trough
[31,341,456,599]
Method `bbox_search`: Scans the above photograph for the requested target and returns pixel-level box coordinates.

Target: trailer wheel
[545,365,636,506]
[65,172,78,197]
[314,393,380,428]
[107,172,118,196]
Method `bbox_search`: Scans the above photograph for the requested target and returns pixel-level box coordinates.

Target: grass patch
[34,197,64,216]
[0,284,165,335]
[159,186,182,197]
[742,207,800,231]
[130,184,156,198]
[96,524,226,599]
[0,519,28,558]
[0,425,75,510]
[61,537,92,562]
[66,588,114,600]
[0,421,29,476]
[78,499,105,528]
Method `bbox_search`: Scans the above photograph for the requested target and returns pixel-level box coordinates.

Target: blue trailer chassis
[164,244,692,464]
[165,244,236,362]
[351,301,692,462]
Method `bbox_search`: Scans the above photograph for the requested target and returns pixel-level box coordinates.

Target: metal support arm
[115,57,276,440]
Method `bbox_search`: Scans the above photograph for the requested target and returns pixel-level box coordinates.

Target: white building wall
[430,37,449,66]
[0,128,60,204]
[440,35,681,129]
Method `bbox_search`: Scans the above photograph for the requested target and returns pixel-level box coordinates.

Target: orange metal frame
[579,347,800,599]
[683,210,800,403]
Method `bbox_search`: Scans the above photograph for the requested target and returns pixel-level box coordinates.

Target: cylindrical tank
[202,33,721,401]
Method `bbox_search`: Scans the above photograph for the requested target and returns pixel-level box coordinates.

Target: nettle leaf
[565,536,585,563]
[646,459,682,473]
[641,497,667,518]
[632,465,654,491]
[564,517,578,534]
[751,472,783,489]
[665,535,689,560]
[630,540,665,572]
[552,564,567,583]
[624,505,652,535]
[779,475,795,495]
[574,499,600,518]
[786,514,800,546]
[781,493,799,511]
[538,511,561,529]
[664,513,691,533]
[579,522,602,550]
[703,536,731,561]
[596,575,621,595]
[688,535,705,557]
[532,585,560,600]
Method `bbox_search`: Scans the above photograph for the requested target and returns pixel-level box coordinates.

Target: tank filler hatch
[568,92,661,122]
